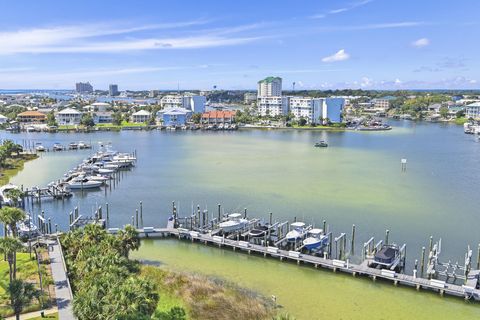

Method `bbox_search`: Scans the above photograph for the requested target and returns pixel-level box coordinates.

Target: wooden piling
[136,209,139,228]
[385,229,389,245]
[218,204,221,222]
[351,224,356,255]
[421,247,426,277]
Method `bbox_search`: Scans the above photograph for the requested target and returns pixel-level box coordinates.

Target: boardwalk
[48,237,75,320]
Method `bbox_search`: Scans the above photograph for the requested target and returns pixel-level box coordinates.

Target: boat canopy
[308,228,323,235]
[291,222,306,228]
[228,213,242,219]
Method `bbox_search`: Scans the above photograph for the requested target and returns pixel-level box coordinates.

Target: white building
[56,108,82,125]
[466,102,480,119]
[83,102,110,113]
[257,96,289,117]
[160,95,206,113]
[257,77,282,97]
[131,110,151,123]
[289,97,323,123]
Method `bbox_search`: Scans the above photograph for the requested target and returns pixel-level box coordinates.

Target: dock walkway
[47,237,75,320]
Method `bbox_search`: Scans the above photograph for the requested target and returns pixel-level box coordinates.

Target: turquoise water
[4,121,480,318]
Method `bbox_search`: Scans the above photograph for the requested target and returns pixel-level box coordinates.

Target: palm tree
[117,225,140,257]
[5,189,24,208]
[0,207,26,237]
[8,279,40,320]
[0,237,23,283]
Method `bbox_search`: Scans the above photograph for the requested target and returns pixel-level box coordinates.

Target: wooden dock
[114,226,480,302]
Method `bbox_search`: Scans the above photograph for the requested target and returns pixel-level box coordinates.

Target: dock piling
[351,224,356,255]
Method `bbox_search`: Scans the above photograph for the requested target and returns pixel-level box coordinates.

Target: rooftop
[258,76,282,84]
[58,108,82,114]
[17,110,46,117]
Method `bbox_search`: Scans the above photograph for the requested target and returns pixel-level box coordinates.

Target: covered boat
[248,225,269,238]
[286,222,306,242]
[374,244,400,267]
[302,229,328,251]
[219,213,248,233]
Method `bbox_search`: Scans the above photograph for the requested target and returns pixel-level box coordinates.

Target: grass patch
[29,312,59,320]
[0,250,54,318]
[0,154,38,185]
[140,265,276,320]
[454,117,468,125]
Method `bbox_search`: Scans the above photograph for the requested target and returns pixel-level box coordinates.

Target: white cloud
[394,78,402,85]
[322,49,350,62]
[412,38,430,48]
[0,22,263,54]
[312,0,373,19]
[360,77,373,87]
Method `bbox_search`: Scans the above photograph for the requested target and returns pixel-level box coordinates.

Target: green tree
[0,237,24,283]
[46,111,57,127]
[439,106,449,119]
[298,117,307,126]
[5,189,24,208]
[456,109,465,118]
[80,113,95,127]
[112,112,123,126]
[0,207,26,237]
[8,279,40,320]
[117,224,140,258]
[191,113,202,124]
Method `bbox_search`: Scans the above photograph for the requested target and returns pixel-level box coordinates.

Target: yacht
[35,143,45,152]
[286,222,306,242]
[0,184,22,206]
[219,213,248,233]
[67,177,103,190]
[52,143,64,151]
[302,229,328,251]
[314,141,328,148]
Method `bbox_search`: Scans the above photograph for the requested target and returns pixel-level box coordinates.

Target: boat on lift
[219,213,248,233]
[373,244,401,269]
[286,222,306,242]
[248,225,269,238]
[52,143,64,151]
[35,143,45,152]
[302,229,328,250]
[17,214,39,238]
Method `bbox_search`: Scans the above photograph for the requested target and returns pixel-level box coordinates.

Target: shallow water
[132,239,480,320]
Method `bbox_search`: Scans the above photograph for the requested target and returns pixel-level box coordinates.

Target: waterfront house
[0,114,7,124]
[93,111,113,124]
[131,110,151,123]
[83,102,110,113]
[466,102,480,119]
[158,107,192,127]
[56,108,82,125]
[17,110,47,123]
[371,96,396,110]
[201,110,236,124]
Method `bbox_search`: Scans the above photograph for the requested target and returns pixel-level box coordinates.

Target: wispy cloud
[322,49,350,62]
[411,37,430,48]
[0,21,263,54]
[311,0,374,19]
[318,21,426,32]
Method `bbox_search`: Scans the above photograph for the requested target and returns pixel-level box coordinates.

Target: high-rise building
[75,82,93,93]
[160,94,206,113]
[257,96,289,117]
[109,84,119,96]
[257,77,282,97]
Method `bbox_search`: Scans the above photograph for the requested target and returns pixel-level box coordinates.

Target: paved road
[48,238,75,320]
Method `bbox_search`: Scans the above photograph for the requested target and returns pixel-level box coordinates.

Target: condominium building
[160,94,206,113]
[75,82,93,93]
[109,84,119,96]
[257,77,282,97]
[257,96,289,117]
[289,97,323,123]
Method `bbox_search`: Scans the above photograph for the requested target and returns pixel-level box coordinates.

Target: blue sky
[0,0,478,90]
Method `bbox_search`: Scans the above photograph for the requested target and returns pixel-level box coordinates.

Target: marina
[3,121,480,319]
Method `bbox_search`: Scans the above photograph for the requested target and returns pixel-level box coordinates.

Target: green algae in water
[132,239,480,320]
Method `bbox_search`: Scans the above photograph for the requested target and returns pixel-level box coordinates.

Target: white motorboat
[52,143,64,151]
[302,229,328,251]
[0,184,22,206]
[17,214,39,238]
[87,175,110,182]
[35,143,45,152]
[219,213,248,233]
[78,141,91,149]
[69,142,78,150]
[68,177,103,190]
[286,222,306,242]
[98,168,115,175]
